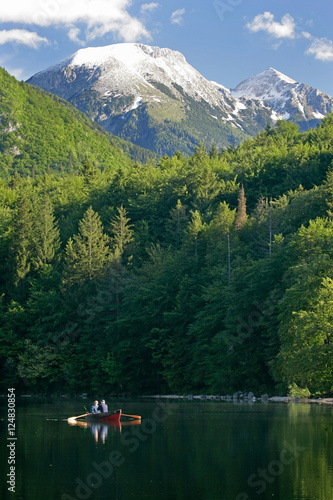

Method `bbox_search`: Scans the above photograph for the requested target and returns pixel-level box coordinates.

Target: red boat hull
[85,409,122,422]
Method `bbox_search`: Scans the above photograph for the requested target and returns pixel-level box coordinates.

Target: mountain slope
[231,68,333,130]
[27,44,333,155]
[0,67,158,178]
[27,43,273,155]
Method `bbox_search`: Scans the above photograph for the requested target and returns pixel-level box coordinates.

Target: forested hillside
[0,68,155,178]
[1,111,333,396]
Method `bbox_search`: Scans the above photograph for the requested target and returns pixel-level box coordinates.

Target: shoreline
[140,394,333,405]
[2,394,333,404]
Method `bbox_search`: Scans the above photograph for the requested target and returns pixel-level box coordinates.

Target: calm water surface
[0,398,332,500]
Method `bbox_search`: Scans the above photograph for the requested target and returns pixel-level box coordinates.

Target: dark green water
[0,398,332,500]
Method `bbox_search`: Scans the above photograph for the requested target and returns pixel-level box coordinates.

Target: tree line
[1,116,333,396]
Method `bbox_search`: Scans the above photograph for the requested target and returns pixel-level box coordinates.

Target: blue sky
[0,0,333,95]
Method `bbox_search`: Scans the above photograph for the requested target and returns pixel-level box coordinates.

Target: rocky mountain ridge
[27,43,333,155]
[231,67,333,127]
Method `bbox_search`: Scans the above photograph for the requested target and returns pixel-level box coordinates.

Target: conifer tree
[250,196,276,256]
[108,206,134,312]
[63,206,109,287]
[235,184,247,231]
[81,157,97,181]
[188,210,203,257]
[33,195,60,268]
[195,167,220,208]
[165,199,188,247]
[192,142,208,165]
[10,194,34,286]
[212,202,235,238]
[110,205,134,257]
[209,143,218,159]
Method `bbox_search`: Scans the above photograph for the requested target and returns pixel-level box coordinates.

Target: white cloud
[272,41,283,51]
[306,37,333,62]
[140,3,160,14]
[247,12,296,39]
[0,29,48,48]
[7,67,25,80]
[67,26,85,46]
[246,11,333,64]
[170,8,185,25]
[0,0,150,43]
[302,31,312,40]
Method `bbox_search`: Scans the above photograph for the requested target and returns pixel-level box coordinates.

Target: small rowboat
[85,409,122,423]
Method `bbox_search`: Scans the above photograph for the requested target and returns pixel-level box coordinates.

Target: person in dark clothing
[90,400,99,413]
[97,399,108,413]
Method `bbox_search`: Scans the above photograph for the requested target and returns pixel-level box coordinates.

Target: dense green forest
[1,68,333,396]
[0,68,156,178]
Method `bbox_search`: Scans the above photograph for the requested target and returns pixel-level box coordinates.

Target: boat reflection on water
[68,418,141,443]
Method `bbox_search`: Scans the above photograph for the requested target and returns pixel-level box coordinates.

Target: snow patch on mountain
[129,96,142,111]
[210,80,230,93]
[270,68,296,84]
[231,67,333,124]
[28,42,268,129]
[271,110,290,122]
[26,43,333,155]
[231,68,292,99]
[232,101,247,115]
[57,43,226,108]
[313,110,325,119]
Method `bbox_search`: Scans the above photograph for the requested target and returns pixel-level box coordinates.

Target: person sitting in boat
[97,400,108,413]
[90,400,100,413]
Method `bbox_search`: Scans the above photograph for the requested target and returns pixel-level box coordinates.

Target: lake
[0,397,332,500]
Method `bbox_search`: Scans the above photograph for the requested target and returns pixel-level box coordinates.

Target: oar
[67,406,89,422]
[67,412,90,422]
[121,413,141,420]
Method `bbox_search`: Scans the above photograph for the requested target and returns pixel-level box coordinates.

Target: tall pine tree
[33,194,60,268]
[63,206,110,288]
[9,194,34,288]
[235,184,247,231]
[188,210,204,258]
[110,205,134,258]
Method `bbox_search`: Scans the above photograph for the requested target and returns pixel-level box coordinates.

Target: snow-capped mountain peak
[231,67,333,123]
[262,68,297,84]
[27,43,333,155]
[31,43,233,111]
[267,68,297,84]
[67,43,187,69]
[231,68,297,100]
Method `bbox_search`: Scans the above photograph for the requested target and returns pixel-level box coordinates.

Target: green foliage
[1,78,333,396]
[33,195,60,267]
[109,205,134,257]
[17,339,63,387]
[0,67,135,177]
[63,206,110,288]
[288,383,311,399]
